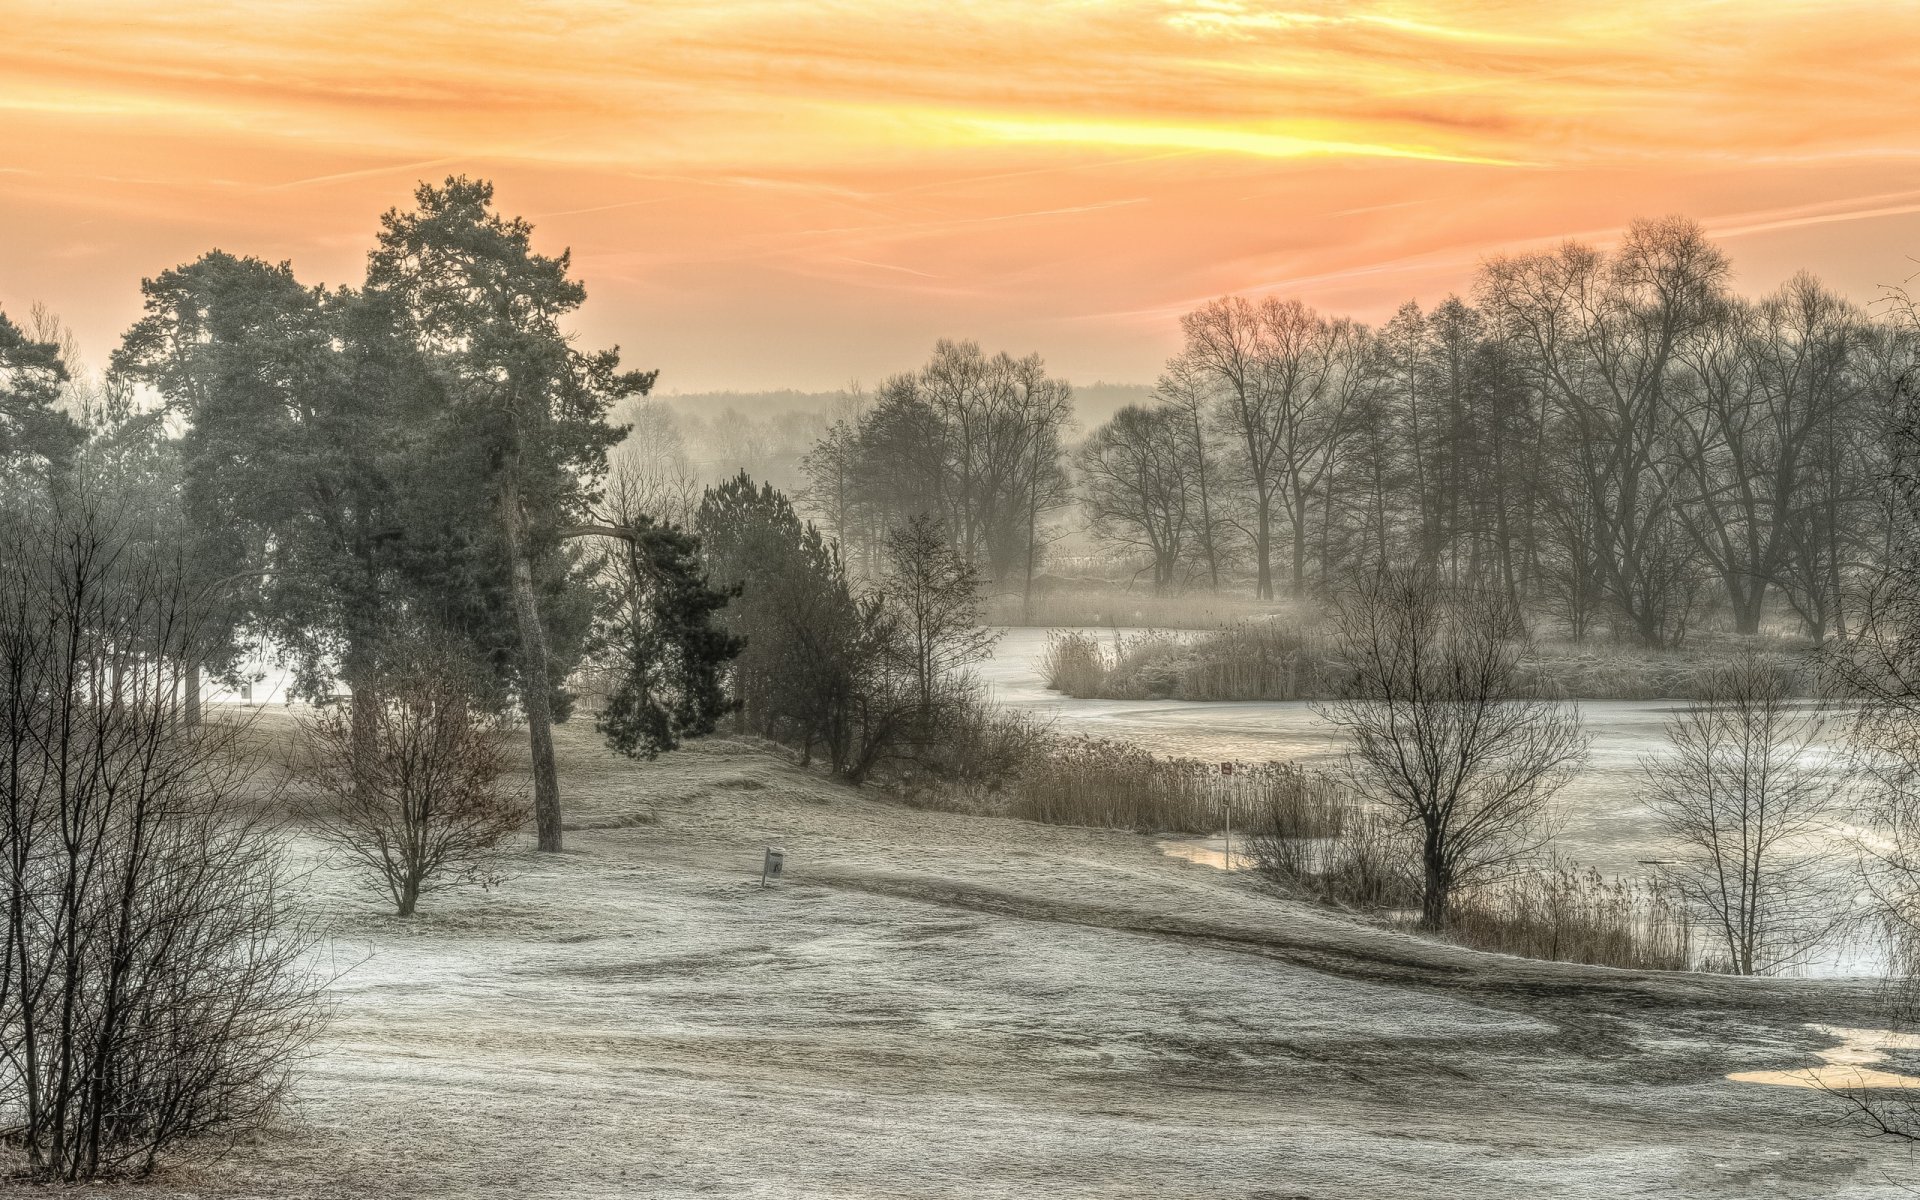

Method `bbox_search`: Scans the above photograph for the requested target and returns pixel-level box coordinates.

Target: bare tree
[0,498,322,1180]
[1178,297,1359,598]
[1640,654,1846,974]
[1076,405,1192,592]
[1321,567,1587,929]
[297,647,527,917]
[1480,218,1729,646]
[1153,357,1231,590]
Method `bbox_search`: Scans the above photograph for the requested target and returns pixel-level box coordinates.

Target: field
[112,708,1916,1198]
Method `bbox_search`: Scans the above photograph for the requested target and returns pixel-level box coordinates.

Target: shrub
[1042,620,1337,701]
[0,507,322,1180]
[298,653,528,917]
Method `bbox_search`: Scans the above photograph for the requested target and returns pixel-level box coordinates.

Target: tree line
[807,218,1913,648]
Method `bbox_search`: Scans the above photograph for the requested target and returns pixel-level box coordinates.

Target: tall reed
[1005,740,1337,835]
[1441,863,1693,971]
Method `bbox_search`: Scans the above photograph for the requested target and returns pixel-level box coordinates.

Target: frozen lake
[978,627,1860,881]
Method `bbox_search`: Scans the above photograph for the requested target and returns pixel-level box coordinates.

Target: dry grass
[1042,621,1335,701]
[996,738,1335,835]
[1441,864,1694,971]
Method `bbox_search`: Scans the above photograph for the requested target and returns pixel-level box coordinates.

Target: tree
[587,480,742,760]
[113,253,395,735]
[366,177,651,852]
[0,495,321,1180]
[0,306,83,487]
[1480,218,1729,646]
[1639,653,1843,974]
[880,513,997,713]
[1321,568,1588,929]
[816,342,1071,593]
[1834,328,1920,961]
[1673,276,1867,635]
[298,644,528,917]
[1153,356,1231,589]
[697,474,916,783]
[1076,405,1193,592]
[1174,297,1363,598]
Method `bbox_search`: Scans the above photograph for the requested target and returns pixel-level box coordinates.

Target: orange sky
[6,0,1920,391]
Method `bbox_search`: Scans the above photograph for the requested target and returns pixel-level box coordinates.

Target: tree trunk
[499,471,565,853]
[1420,839,1450,931]
[183,660,202,727]
[1254,502,1273,600]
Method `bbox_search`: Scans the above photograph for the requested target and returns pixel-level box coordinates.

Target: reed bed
[1004,738,1337,835]
[1441,864,1693,971]
[1043,621,1336,701]
[1246,786,1694,969]
[1245,791,1422,912]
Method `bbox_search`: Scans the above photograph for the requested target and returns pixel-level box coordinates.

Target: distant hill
[654,381,1155,429]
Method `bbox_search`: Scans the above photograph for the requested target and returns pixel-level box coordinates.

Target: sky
[6,0,1920,393]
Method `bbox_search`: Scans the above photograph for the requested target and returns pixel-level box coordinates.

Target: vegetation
[1441,865,1693,972]
[296,646,528,918]
[0,500,321,1180]
[1005,743,1336,835]
[1640,653,1846,974]
[1322,569,1588,930]
[1046,222,1896,652]
[1243,777,1691,970]
[113,181,741,853]
[1043,619,1818,702]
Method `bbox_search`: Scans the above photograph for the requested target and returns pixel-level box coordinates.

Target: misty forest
[11,173,1920,1197]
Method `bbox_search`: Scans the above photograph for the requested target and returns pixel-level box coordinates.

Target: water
[1729,1025,1920,1089]
[982,627,1888,978]
[980,627,1802,877]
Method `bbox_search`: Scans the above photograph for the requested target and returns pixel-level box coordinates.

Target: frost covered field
[124,709,1914,1199]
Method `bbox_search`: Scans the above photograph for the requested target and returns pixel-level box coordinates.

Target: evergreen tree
[365,177,652,851]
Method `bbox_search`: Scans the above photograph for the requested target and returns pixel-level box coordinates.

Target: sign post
[1220,762,1233,870]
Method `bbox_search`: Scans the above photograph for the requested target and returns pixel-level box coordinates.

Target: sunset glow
[6,1,1920,389]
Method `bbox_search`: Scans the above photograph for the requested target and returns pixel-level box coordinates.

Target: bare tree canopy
[1641,653,1846,974]
[1321,568,1588,929]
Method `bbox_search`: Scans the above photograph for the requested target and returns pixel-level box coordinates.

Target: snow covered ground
[129,710,1917,1198]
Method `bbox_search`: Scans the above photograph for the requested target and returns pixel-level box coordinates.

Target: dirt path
[139,716,1914,1198]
